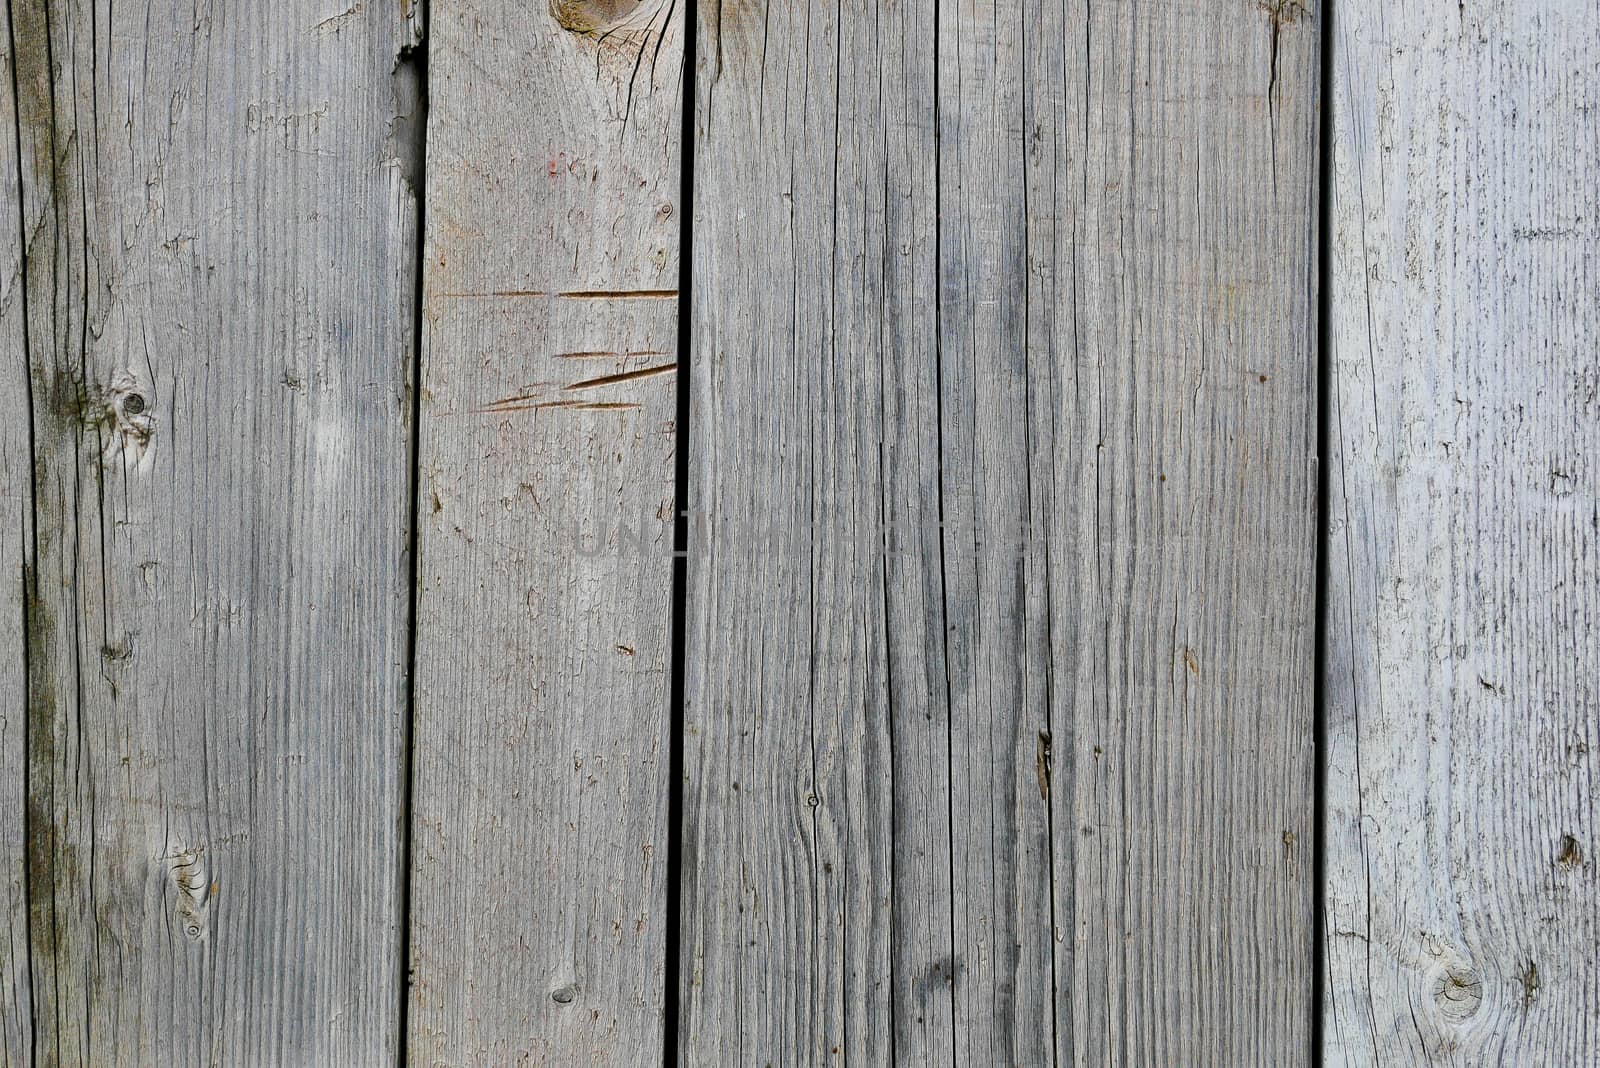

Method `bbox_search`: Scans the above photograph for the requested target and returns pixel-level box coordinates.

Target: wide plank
[683,0,1320,1063]
[1324,3,1600,1062]
[407,1,682,1063]
[958,0,1321,1062]
[7,0,421,1061]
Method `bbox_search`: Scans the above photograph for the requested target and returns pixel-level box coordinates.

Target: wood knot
[1431,967,1483,1022]
[1258,0,1309,24]
[550,982,579,1005]
[165,845,212,943]
[100,370,157,473]
[550,0,645,34]
[1557,833,1583,869]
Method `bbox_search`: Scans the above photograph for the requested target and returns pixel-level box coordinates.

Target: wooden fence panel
[683,1,1320,1063]
[407,1,683,1063]
[5,0,421,1062]
[1325,3,1600,1062]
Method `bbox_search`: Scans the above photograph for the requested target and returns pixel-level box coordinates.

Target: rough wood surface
[680,2,945,1062]
[1324,3,1600,1063]
[682,1,1320,1064]
[1,12,31,1062]
[406,0,682,1063]
[5,0,421,1062]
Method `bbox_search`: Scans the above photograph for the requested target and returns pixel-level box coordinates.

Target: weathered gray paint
[5,0,419,1062]
[682,1,1320,1064]
[407,0,682,1063]
[1324,2,1600,1062]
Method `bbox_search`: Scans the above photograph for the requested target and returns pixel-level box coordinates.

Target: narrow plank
[0,9,32,1061]
[681,3,949,1063]
[407,1,682,1062]
[1325,3,1600,1062]
[683,0,1320,1064]
[8,0,421,1061]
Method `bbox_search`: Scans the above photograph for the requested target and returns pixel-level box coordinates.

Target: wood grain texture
[681,2,946,1062]
[407,0,682,1063]
[6,0,421,1061]
[0,8,31,1062]
[683,0,1320,1064]
[1324,3,1600,1063]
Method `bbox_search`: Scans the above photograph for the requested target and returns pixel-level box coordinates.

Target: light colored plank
[681,2,949,1063]
[1325,3,1600,1062]
[8,0,420,1061]
[683,0,1320,1063]
[407,1,682,1063]
[0,8,32,1062]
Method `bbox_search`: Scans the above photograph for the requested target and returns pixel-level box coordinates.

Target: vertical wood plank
[1325,3,1600,1062]
[684,0,1320,1064]
[7,0,421,1061]
[407,1,682,1063]
[682,2,949,1063]
[0,7,32,1060]
[954,0,1321,1062]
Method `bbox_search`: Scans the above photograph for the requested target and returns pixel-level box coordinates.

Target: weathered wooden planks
[683,0,1321,1063]
[1,10,32,1062]
[407,0,682,1063]
[1324,3,1600,1063]
[6,0,421,1061]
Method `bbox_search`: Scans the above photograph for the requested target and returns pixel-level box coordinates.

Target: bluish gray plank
[1325,2,1600,1062]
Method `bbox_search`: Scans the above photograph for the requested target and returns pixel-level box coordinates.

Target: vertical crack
[396,3,429,1063]
[8,0,61,1058]
[663,1,695,1064]
[6,0,42,1054]
[930,3,959,1064]
[1311,0,1334,1064]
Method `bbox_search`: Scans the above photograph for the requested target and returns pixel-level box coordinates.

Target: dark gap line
[7,0,45,1053]
[930,2,960,1063]
[872,8,896,1063]
[397,2,430,1063]
[1311,0,1334,1064]
[663,2,696,1064]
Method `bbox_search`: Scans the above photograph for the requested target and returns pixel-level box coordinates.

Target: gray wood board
[6,0,421,1061]
[407,0,683,1063]
[1324,2,1600,1063]
[682,1,1320,1064]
